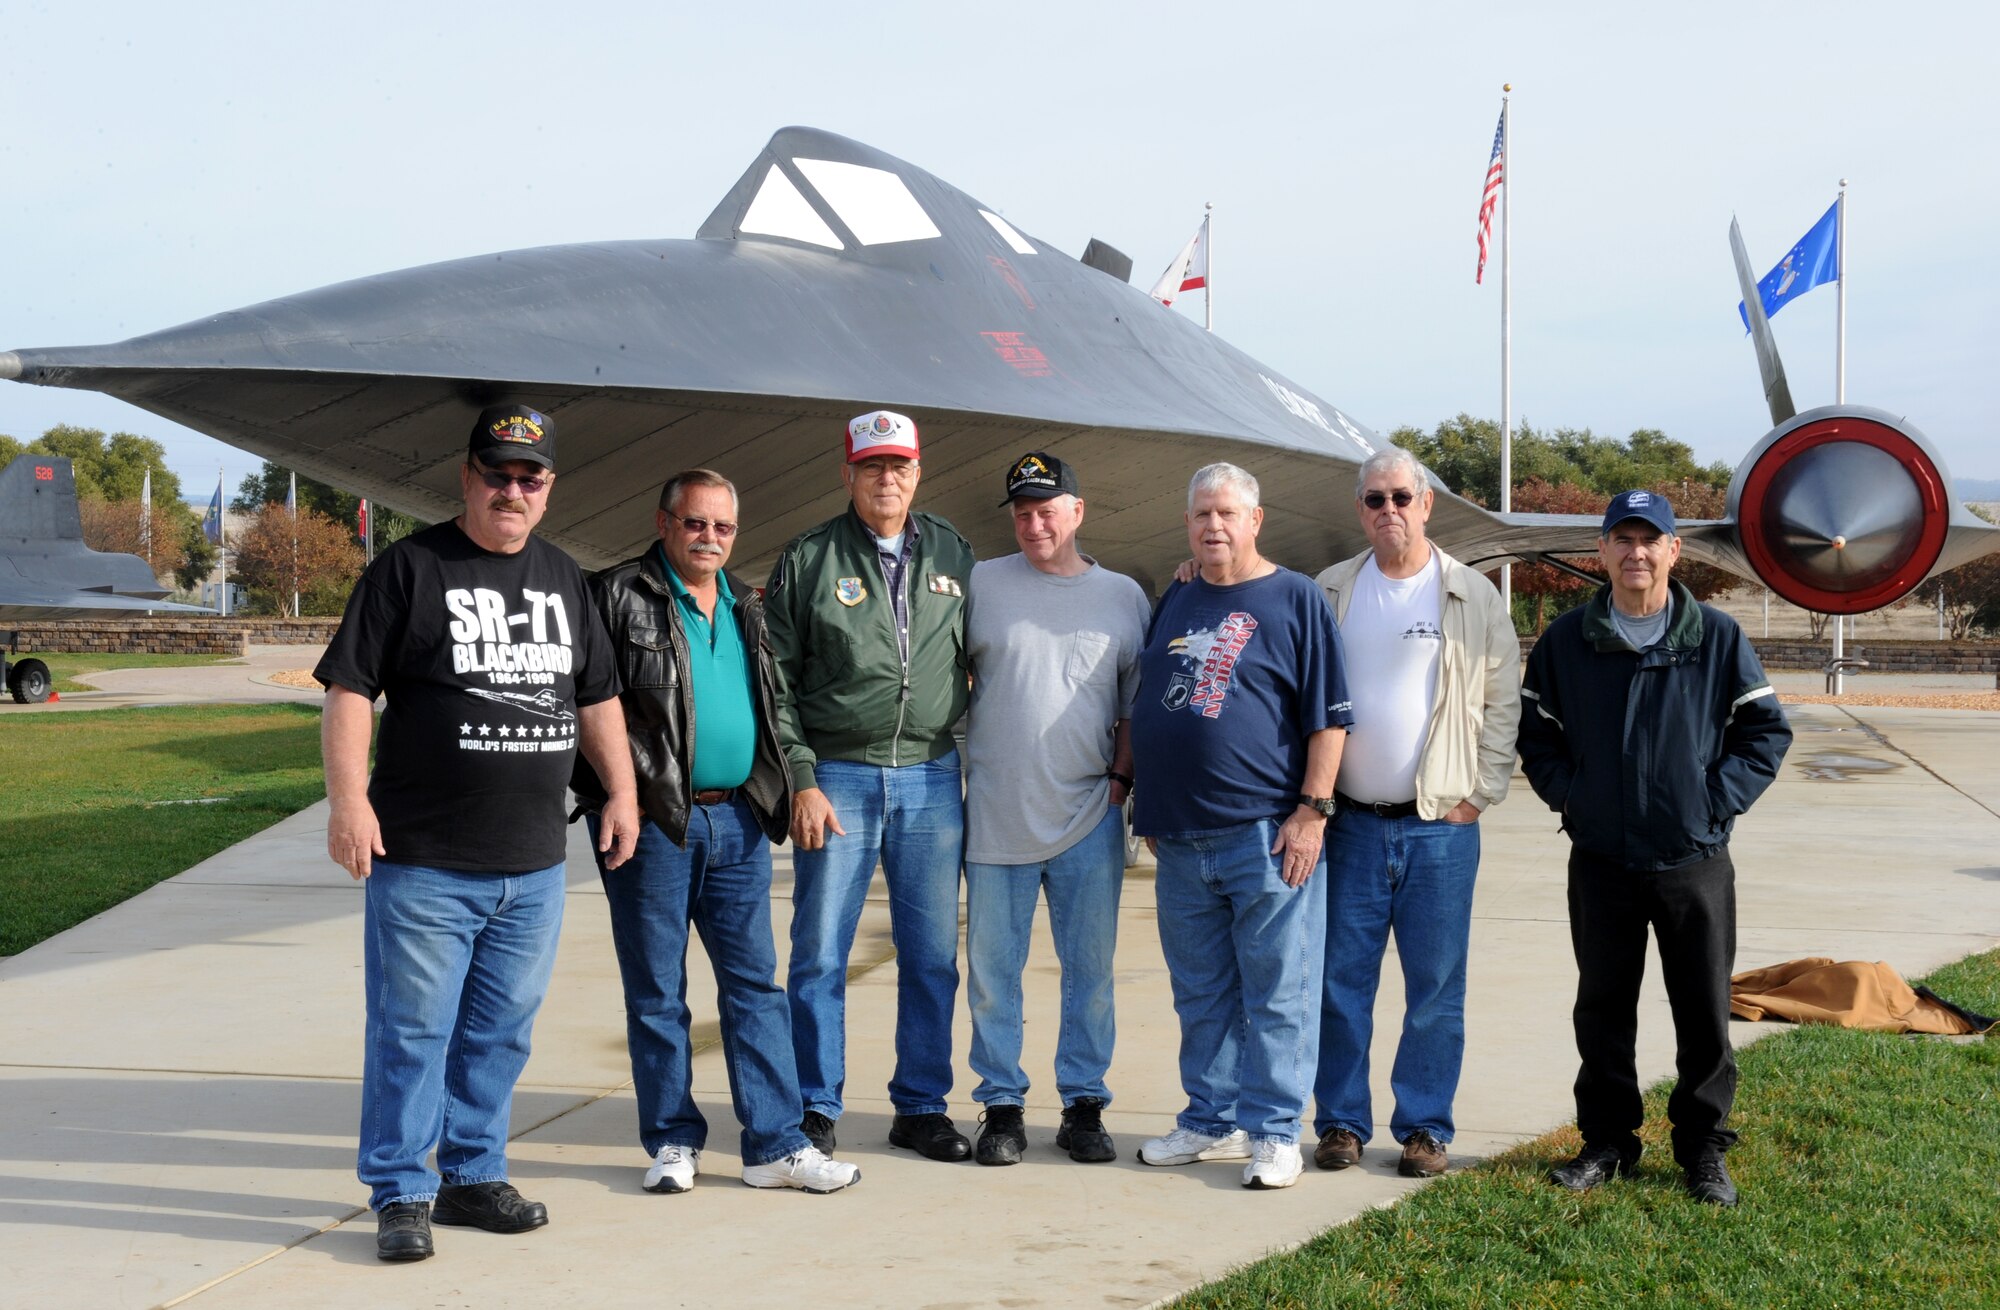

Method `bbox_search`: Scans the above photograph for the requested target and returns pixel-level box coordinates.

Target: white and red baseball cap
[846,409,921,463]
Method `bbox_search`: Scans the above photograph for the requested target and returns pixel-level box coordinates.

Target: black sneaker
[1684,1154,1739,1207]
[801,1110,837,1156]
[1549,1144,1636,1192]
[888,1111,972,1162]
[975,1104,1027,1166]
[432,1180,549,1233]
[375,1201,433,1261]
[1056,1097,1116,1163]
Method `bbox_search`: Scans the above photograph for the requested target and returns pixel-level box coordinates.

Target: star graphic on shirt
[479,723,491,736]
[532,725,545,737]
[460,723,472,734]
[499,725,512,737]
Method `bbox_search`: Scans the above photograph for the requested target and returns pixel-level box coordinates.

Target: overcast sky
[4,1,1994,501]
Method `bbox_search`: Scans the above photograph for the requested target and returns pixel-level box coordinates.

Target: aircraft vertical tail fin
[0,455,86,544]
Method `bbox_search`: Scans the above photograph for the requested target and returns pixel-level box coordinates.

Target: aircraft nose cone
[0,351,21,381]
[1761,441,1924,593]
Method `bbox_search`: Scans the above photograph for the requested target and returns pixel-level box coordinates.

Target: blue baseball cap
[1600,489,1676,537]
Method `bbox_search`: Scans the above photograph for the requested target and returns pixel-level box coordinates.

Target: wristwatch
[1299,794,1337,819]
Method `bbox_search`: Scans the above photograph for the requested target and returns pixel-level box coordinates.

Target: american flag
[1475,108,1505,284]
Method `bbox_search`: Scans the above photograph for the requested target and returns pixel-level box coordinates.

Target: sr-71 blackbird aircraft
[4,126,1995,611]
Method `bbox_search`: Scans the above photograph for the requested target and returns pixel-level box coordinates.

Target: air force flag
[1737,201,1840,330]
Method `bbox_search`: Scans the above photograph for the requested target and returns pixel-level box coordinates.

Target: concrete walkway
[0,645,326,713]
[2,693,1995,1308]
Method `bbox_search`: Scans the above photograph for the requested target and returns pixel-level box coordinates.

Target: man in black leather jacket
[573,468,861,1196]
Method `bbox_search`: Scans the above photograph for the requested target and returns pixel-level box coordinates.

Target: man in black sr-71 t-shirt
[315,404,639,1262]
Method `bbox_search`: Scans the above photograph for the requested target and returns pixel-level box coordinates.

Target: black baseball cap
[999,451,1080,506]
[469,404,556,471]
[1600,488,1676,536]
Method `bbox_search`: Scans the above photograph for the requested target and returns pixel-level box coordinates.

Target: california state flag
[1149,216,1209,307]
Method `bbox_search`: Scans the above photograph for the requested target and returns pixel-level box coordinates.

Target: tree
[78,494,203,588]
[235,461,424,549]
[230,503,367,616]
[1393,415,1732,510]
[174,518,220,593]
[1928,505,2000,640]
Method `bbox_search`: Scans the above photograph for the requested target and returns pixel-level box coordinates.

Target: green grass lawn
[29,651,238,693]
[1173,949,2000,1310]
[0,703,329,955]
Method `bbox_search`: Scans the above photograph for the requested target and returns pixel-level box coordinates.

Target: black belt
[1335,792,1418,819]
[691,788,737,806]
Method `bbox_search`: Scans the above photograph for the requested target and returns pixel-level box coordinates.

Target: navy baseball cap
[1600,488,1676,537]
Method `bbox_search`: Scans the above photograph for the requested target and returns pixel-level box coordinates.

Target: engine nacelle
[1726,405,1951,615]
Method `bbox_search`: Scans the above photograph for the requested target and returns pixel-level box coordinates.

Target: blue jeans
[965,806,1124,1108]
[1314,810,1480,1145]
[1153,819,1326,1143]
[359,860,566,1210]
[591,799,811,1167]
[788,750,964,1117]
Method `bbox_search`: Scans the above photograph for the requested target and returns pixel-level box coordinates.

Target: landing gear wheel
[8,658,52,703]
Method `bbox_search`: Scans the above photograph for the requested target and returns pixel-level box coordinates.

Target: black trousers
[1566,847,1738,1167]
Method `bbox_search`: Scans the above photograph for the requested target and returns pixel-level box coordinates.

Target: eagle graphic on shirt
[1162,612,1259,718]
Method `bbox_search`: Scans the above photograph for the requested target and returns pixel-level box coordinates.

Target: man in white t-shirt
[962,452,1149,1167]
[1310,446,1520,1179]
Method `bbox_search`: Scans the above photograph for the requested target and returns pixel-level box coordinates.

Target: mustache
[489,496,531,513]
[688,543,724,557]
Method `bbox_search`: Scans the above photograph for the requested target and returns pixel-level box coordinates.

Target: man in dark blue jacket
[1518,490,1792,1208]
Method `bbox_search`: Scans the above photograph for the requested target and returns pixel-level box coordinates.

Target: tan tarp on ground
[1730,958,1990,1034]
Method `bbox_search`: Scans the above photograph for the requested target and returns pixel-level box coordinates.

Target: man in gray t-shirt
[963,451,1150,1168]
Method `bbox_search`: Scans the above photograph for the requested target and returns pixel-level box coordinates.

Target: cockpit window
[739,165,844,249]
[978,210,1035,255]
[793,158,941,245]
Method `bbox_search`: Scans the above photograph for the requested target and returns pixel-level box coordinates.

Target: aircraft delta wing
[3,126,1993,608]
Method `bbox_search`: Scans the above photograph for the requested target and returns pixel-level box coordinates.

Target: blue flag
[202,480,223,544]
[1738,201,1840,330]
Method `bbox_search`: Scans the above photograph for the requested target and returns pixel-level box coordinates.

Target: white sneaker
[644,1144,699,1193]
[741,1146,861,1194]
[1242,1138,1304,1189]
[1137,1125,1252,1167]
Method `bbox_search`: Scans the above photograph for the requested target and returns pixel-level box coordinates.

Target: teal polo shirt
[659,545,758,791]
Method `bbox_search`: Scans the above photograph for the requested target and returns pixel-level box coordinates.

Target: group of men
[320,403,1790,1262]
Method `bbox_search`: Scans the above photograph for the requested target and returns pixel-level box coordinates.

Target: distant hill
[1958,477,2000,501]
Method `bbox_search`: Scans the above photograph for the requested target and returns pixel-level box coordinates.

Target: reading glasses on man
[666,512,739,538]
[475,468,550,494]
[1363,489,1417,509]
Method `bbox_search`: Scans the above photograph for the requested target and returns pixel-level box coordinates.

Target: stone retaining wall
[7,618,343,656]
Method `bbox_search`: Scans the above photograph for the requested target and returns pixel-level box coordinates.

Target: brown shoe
[1313,1127,1363,1170]
[1398,1130,1448,1178]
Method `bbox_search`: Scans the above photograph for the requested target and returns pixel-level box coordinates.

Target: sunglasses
[475,468,551,494]
[1362,489,1418,510]
[666,512,739,539]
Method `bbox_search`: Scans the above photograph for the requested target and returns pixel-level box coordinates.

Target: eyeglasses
[1362,489,1417,510]
[475,468,551,494]
[853,460,918,481]
[666,512,738,539]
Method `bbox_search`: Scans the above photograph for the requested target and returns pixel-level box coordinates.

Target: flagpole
[218,469,229,618]
[1499,86,1513,620]
[1204,201,1214,333]
[1835,180,1847,405]
[289,470,300,618]
[140,468,152,568]
[1835,180,1850,684]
